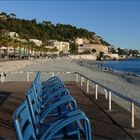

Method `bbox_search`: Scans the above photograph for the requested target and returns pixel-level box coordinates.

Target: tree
[97,51,104,60]
[118,48,126,55]
[84,50,91,54]
[0,12,7,16]
[91,49,96,53]
[9,13,16,19]
[69,43,78,54]
[50,47,58,52]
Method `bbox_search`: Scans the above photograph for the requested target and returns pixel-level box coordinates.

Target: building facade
[46,40,70,53]
[29,39,42,46]
[78,43,109,54]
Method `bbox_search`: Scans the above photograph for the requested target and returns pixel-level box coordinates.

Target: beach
[0,58,140,115]
[0,59,36,72]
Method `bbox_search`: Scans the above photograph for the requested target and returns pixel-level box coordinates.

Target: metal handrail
[74,72,140,107]
[74,72,140,128]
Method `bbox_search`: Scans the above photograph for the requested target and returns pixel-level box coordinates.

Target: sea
[94,58,140,76]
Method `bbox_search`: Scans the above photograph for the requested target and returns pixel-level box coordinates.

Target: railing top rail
[74,72,140,107]
[0,71,73,74]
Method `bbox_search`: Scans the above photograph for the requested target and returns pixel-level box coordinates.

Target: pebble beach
[0,58,140,115]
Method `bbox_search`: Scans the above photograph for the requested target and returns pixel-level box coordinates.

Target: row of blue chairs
[13,72,92,140]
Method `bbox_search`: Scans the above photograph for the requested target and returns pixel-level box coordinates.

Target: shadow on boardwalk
[0,81,140,139]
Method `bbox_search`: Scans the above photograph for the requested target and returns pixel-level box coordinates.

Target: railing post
[131,103,135,128]
[86,80,89,93]
[80,76,83,86]
[109,91,112,111]
[82,77,85,83]
[0,71,6,83]
[52,72,55,77]
[104,89,108,99]
[95,84,98,100]
[27,72,30,82]
[76,74,78,83]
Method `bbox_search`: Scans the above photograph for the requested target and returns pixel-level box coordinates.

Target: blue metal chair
[32,83,70,109]
[33,80,68,101]
[34,73,65,99]
[26,88,91,139]
[26,86,77,123]
[35,72,62,92]
[13,99,92,140]
[13,100,36,140]
[13,72,92,140]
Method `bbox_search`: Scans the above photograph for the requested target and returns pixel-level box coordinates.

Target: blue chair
[26,86,77,122]
[33,78,68,97]
[14,100,92,140]
[32,83,70,109]
[35,72,62,91]
[13,72,92,140]
[13,100,36,140]
[27,85,91,138]
[34,73,65,99]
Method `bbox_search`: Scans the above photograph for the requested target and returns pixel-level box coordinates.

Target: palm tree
[9,13,16,19]
[12,39,20,57]
[25,41,36,57]
[0,36,13,58]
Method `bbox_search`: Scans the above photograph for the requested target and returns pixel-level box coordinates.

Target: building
[78,43,109,54]
[75,38,83,45]
[29,39,42,46]
[104,54,119,60]
[46,40,70,53]
[70,54,97,60]
[9,32,19,38]
[54,41,69,53]
[0,14,7,20]
[4,32,19,38]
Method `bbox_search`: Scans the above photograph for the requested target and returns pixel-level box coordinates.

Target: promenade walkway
[0,81,140,139]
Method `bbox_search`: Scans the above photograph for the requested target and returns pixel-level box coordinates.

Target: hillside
[0,12,110,46]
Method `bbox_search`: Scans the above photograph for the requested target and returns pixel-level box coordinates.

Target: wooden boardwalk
[0,81,140,140]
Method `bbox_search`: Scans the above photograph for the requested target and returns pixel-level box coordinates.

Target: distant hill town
[0,12,140,60]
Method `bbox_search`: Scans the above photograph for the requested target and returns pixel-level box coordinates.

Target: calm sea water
[94,58,140,76]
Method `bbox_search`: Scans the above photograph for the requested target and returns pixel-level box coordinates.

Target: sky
[0,0,140,50]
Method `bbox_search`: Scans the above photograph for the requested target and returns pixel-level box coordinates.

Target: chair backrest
[26,87,40,136]
[33,79,43,98]
[43,82,65,95]
[34,72,42,93]
[43,76,61,87]
[13,100,36,140]
[35,71,42,84]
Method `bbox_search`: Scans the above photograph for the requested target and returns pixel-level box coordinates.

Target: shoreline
[79,59,140,78]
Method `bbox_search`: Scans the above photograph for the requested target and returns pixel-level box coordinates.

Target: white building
[47,40,70,53]
[5,32,19,38]
[29,39,42,46]
[53,41,69,53]
[9,32,19,38]
[75,38,83,45]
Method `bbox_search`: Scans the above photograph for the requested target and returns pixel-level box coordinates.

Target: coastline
[78,59,140,80]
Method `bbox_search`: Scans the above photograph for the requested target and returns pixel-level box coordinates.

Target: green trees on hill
[0,12,96,43]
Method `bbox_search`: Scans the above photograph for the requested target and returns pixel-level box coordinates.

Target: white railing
[0,71,73,82]
[0,70,140,128]
[74,72,140,128]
